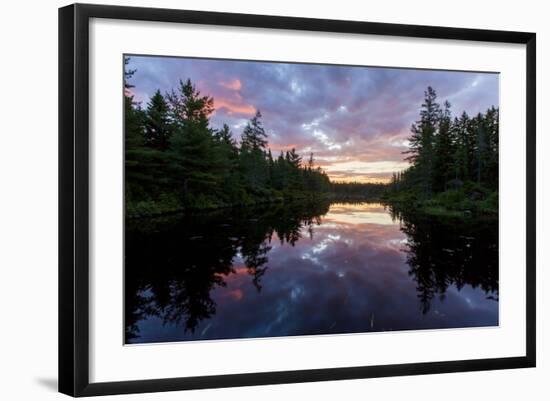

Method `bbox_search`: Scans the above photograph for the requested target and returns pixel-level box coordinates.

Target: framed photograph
[59,3,536,397]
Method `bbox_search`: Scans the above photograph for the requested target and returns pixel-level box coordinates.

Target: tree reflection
[125,200,329,343]
[125,201,499,343]
[389,205,499,314]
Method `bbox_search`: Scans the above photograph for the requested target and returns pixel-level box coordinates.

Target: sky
[127,55,499,183]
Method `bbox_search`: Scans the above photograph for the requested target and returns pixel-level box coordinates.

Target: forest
[124,58,385,217]
[125,60,334,217]
[385,86,499,216]
[125,56,498,218]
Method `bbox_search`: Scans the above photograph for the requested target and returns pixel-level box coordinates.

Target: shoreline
[126,192,390,219]
[382,195,499,220]
[126,191,497,221]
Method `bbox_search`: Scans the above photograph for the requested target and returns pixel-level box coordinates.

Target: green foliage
[388,86,498,216]
[144,90,172,150]
[124,60,333,217]
[430,185,497,216]
[241,110,268,151]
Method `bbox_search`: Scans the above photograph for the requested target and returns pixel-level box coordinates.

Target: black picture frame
[59,3,536,397]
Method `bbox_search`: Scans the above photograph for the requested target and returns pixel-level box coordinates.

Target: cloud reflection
[126,202,498,343]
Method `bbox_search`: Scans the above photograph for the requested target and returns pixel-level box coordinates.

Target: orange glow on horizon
[328,175,391,184]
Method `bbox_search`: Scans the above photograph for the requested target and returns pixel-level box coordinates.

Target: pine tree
[144,90,172,150]
[307,152,314,170]
[166,78,222,202]
[266,149,275,186]
[271,151,287,190]
[484,107,499,190]
[404,86,440,196]
[166,79,214,129]
[241,110,267,151]
[215,123,237,148]
[213,124,244,203]
[124,56,136,92]
[453,112,474,182]
[433,100,455,191]
[285,148,303,190]
[473,113,488,185]
[286,148,302,169]
[123,59,172,213]
[239,111,270,192]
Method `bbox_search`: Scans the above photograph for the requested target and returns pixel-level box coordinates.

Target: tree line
[330,181,387,198]
[387,86,498,213]
[124,58,331,216]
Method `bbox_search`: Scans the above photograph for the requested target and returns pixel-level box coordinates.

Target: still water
[125,201,498,344]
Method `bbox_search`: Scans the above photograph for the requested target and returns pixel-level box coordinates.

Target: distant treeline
[124,58,332,217]
[330,181,387,198]
[386,86,498,215]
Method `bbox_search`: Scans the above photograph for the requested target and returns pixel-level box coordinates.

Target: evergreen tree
[484,107,499,190]
[433,100,455,191]
[144,90,172,150]
[167,79,214,129]
[241,110,267,151]
[124,58,150,207]
[214,124,245,203]
[239,111,270,192]
[271,151,288,190]
[473,112,488,185]
[286,148,302,169]
[307,153,315,170]
[266,149,275,186]
[453,112,474,182]
[166,78,222,202]
[389,86,499,214]
[124,56,136,91]
[285,148,303,190]
[215,123,237,148]
[404,86,440,196]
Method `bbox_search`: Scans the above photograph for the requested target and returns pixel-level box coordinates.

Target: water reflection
[125,201,498,343]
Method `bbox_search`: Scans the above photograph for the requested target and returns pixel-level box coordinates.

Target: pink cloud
[213,98,256,116]
[219,78,242,91]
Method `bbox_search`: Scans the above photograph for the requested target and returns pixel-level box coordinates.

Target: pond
[125,201,498,344]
